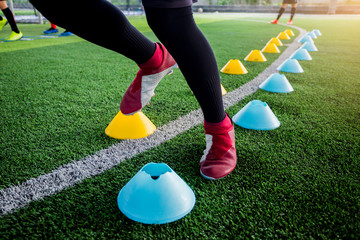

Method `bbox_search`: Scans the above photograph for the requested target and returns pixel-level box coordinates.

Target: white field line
[0,23,307,216]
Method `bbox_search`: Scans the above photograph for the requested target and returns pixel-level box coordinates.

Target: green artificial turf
[0,13,359,239]
[0,17,290,188]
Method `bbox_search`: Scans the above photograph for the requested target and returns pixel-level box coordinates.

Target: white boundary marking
[0,22,306,216]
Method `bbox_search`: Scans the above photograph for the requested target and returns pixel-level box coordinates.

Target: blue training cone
[298,35,314,44]
[277,58,304,73]
[301,41,318,52]
[313,29,322,36]
[259,73,294,93]
[117,162,196,224]
[306,31,317,39]
[290,48,312,61]
[232,100,280,130]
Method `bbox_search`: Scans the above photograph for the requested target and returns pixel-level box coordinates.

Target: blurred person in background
[271,0,298,25]
[0,0,22,41]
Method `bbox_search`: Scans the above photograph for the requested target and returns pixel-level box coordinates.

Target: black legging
[29,0,225,123]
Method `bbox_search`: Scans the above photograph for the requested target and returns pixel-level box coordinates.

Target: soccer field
[0,13,359,239]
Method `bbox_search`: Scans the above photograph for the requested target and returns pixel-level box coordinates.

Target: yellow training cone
[220,59,248,74]
[277,32,290,40]
[285,29,295,37]
[244,50,267,62]
[261,43,280,53]
[105,111,156,139]
[267,37,283,47]
[221,84,227,95]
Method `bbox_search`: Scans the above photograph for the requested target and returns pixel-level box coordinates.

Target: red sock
[50,22,57,29]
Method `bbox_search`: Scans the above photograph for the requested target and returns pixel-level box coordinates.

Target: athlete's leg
[50,22,57,29]
[30,0,155,64]
[277,3,288,20]
[0,1,20,33]
[0,1,22,40]
[31,0,176,113]
[145,5,236,179]
[44,22,59,34]
[145,6,225,123]
[271,3,288,23]
[290,3,297,21]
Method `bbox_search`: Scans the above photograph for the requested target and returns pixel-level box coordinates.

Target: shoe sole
[200,170,218,180]
[5,36,23,41]
[200,167,235,180]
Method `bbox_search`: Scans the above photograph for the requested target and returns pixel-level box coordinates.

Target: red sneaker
[200,113,237,180]
[271,19,278,24]
[120,43,176,115]
[287,20,293,25]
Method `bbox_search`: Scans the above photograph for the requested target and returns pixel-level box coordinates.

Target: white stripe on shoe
[140,64,177,108]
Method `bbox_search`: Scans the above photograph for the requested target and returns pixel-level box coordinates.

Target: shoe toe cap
[200,159,236,180]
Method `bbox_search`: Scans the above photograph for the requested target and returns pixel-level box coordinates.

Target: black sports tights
[30,0,155,64]
[29,0,225,123]
[145,6,225,123]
